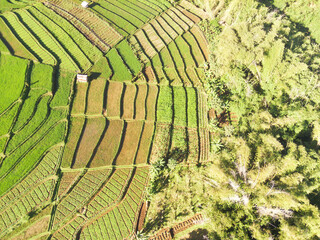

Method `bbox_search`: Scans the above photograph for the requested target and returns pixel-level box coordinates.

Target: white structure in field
[81,1,89,8]
[77,74,88,83]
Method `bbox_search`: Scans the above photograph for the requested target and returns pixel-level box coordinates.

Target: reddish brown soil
[146,85,159,121]
[122,84,136,120]
[135,84,148,120]
[72,117,106,168]
[178,6,201,23]
[136,201,148,232]
[86,78,106,115]
[106,81,123,117]
[90,119,124,167]
[144,66,157,83]
[115,121,144,165]
[135,122,155,164]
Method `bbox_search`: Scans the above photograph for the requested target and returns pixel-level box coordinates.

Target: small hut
[77,74,88,83]
[81,1,89,8]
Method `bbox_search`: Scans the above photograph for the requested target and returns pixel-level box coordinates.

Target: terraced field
[0,0,210,239]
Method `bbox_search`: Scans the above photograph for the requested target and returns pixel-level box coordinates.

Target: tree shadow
[182,228,209,240]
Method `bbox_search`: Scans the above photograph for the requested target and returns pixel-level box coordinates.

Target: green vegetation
[0,54,28,113]
[50,70,75,107]
[157,86,173,123]
[116,40,142,77]
[145,0,320,239]
[106,48,132,81]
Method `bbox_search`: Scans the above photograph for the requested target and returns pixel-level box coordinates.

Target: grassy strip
[173,87,187,126]
[135,122,155,164]
[117,0,156,18]
[50,70,75,107]
[183,31,206,67]
[115,121,144,165]
[0,54,28,113]
[71,83,88,115]
[29,6,91,71]
[116,40,142,77]
[106,49,132,82]
[0,121,66,196]
[0,103,19,136]
[102,0,147,25]
[106,81,124,117]
[146,85,159,121]
[86,78,106,115]
[90,119,124,167]
[175,35,197,67]
[72,117,106,168]
[122,84,136,119]
[35,4,102,62]
[157,86,173,123]
[170,126,188,160]
[186,87,198,128]
[135,84,148,120]
[91,4,135,36]
[61,117,85,168]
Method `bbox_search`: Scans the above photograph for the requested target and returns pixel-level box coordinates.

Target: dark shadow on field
[182,228,209,240]
[0,32,13,54]
[143,208,170,233]
[89,72,101,81]
[167,147,188,163]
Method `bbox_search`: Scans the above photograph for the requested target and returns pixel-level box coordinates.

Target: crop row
[86,168,133,217]
[1,6,95,72]
[52,215,85,240]
[0,178,56,237]
[91,0,170,36]
[57,170,82,198]
[149,123,207,163]
[0,120,66,196]
[130,5,198,61]
[157,86,199,128]
[28,6,92,71]
[79,167,149,239]
[53,168,112,228]
[65,117,154,168]
[46,0,122,52]
[148,27,208,87]
[71,80,158,121]
[0,146,62,212]
[35,4,102,63]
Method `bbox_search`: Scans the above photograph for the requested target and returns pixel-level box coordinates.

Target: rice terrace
[0,0,211,239]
